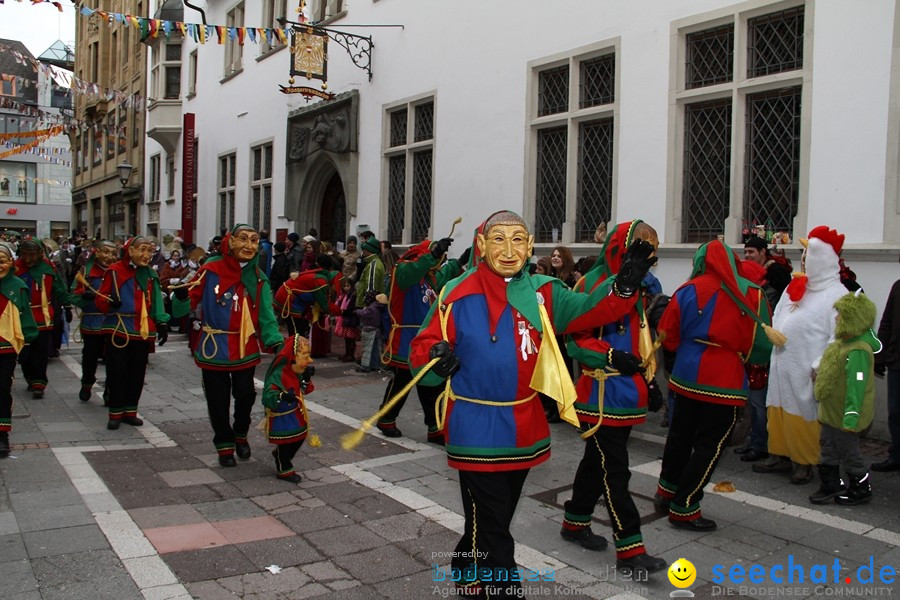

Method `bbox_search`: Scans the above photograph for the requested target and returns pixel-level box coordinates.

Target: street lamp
[116,162,134,188]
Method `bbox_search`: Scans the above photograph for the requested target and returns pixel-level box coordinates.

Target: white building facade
[144,0,900,430]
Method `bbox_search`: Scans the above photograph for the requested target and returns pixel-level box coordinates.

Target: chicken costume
[765,227,848,468]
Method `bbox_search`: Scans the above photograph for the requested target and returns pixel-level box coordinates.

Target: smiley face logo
[668,558,696,588]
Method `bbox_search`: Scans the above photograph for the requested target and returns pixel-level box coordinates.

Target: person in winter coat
[809,291,881,505]
[873,274,900,472]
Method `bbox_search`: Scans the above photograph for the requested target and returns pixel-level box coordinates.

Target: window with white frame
[188,49,198,96]
[530,46,617,244]
[224,3,244,77]
[218,153,237,231]
[384,98,434,245]
[150,154,160,203]
[166,156,175,200]
[677,3,806,243]
[261,0,288,54]
[250,143,273,231]
[151,41,181,100]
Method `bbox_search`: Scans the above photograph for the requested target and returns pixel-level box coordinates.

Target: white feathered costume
[766,227,848,466]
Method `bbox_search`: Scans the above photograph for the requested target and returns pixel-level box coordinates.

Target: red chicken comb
[806,226,844,255]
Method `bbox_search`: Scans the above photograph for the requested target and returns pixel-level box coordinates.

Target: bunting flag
[78,7,301,47]
[0,97,130,137]
[0,126,63,141]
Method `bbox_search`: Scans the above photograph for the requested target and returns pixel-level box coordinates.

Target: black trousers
[81,334,107,386]
[0,353,17,434]
[105,339,150,419]
[658,393,737,520]
[285,316,310,339]
[18,329,51,389]
[273,441,304,477]
[201,367,256,454]
[564,426,643,558]
[377,366,441,433]
[454,469,528,599]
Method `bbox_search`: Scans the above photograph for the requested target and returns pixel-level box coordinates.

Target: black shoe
[235,441,252,460]
[428,435,445,446]
[669,517,717,532]
[740,448,769,462]
[871,460,900,472]
[121,416,143,427]
[79,386,92,402]
[107,419,121,430]
[218,454,237,467]
[734,446,752,455]
[752,456,792,473]
[0,435,9,458]
[379,427,403,438]
[26,383,34,392]
[31,389,44,399]
[560,527,608,551]
[617,553,667,576]
[278,473,303,483]
[652,494,670,514]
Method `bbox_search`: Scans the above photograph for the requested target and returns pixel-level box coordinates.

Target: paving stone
[0,510,18,535]
[30,549,138,595]
[236,535,324,569]
[183,580,237,600]
[373,568,446,600]
[304,524,389,557]
[128,504,205,529]
[230,475,306,496]
[23,524,109,558]
[299,559,355,582]
[333,545,424,584]
[0,532,28,563]
[217,566,314,596]
[144,521,230,554]
[194,498,266,522]
[212,515,295,545]
[308,584,385,599]
[363,512,428,542]
[251,491,300,511]
[161,545,259,583]
[158,468,225,488]
[277,505,353,534]
[0,558,38,595]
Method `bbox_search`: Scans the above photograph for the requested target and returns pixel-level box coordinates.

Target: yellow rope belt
[435,392,538,432]
[381,323,420,366]
[109,313,139,348]
[578,368,622,439]
[693,337,745,362]
[200,325,239,360]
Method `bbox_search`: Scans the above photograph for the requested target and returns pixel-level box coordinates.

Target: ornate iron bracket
[278,18,374,81]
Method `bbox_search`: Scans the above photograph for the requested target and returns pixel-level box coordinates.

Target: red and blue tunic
[384,248,462,369]
[262,345,313,445]
[409,263,635,472]
[14,257,72,331]
[95,260,168,343]
[658,242,773,405]
[0,270,38,433]
[71,258,107,336]
[272,268,340,321]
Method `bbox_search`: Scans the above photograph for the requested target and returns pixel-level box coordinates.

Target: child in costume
[334,277,360,362]
[810,290,881,505]
[262,335,316,483]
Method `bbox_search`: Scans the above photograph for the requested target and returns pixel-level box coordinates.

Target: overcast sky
[0,1,77,60]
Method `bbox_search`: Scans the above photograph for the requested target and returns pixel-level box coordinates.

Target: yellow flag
[0,301,25,354]
[529,303,579,427]
[139,296,149,340]
[238,296,256,359]
[40,283,51,326]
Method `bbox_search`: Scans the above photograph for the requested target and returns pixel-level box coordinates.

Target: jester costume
[95,237,170,428]
[272,264,340,341]
[409,211,642,597]
[0,244,39,457]
[70,241,116,403]
[377,239,463,441]
[261,335,314,482]
[14,239,76,397]
[656,240,772,530]
[172,225,283,465]
[561,220,666,573]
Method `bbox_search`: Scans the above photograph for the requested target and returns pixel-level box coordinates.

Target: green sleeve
[549,276,615,331]
[172,295,190,319]
[747,291,774,365]
[433,259,463,292]
[150,278,169,324]
[395,255,437,290]
[17,288,38,343]
[261,381,283,410]
[374,261,386,293]
[257,280,284,350]
[843,349,870,430]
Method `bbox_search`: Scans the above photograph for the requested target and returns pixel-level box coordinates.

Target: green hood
[834,292,877,340]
